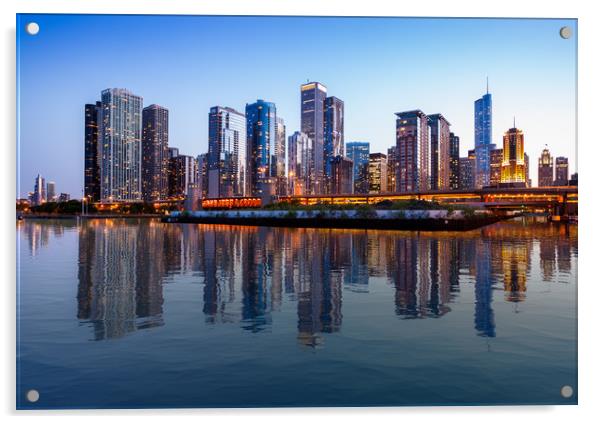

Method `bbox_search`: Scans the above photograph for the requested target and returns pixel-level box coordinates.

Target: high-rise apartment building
[386,146,397,193]
[459,149,476,190]
[142,104,169,201]
[207,106,246,198]
[323,96,344,193]
[538,147,554,187]
[98,88,143,202]
[288,131,311,195]
[275,117,287,195]
[301,82,327,194]
[555,156,569,186]
[346,142,370,194]
[449,132,460,190]
[46,181,56,202]
[501,124,526,186]
[427,114,451,190]
[330,156,353,195]
[395,110,430,192]
[169,154,197,198]
[84,102,101,202]
[246,99,277,196]
[368,153,387,194]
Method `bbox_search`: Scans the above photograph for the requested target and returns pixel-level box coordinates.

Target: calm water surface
[16,217,577,408]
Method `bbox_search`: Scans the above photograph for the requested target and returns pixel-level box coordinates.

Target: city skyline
[17,15,576,198]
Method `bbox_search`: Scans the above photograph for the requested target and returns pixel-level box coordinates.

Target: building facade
[459,149,476,190]
[246,99,277,196]
[141,104,169,201]
[449,132,460,190]
[169,154,197,198]
[275,117,287,195]
[474,90,494,188]
[555,156,569,186]
[368,153,387,194]
[386,146,397,193]
[288,131,311,195]
[207,106,246,198]
[330,156,353,195]
[538,147,554,187]
[32,174,46,206]
[489,148,504,186]
[46,181,56,202]
[301,82,327,194]
[99,88,143,202]
[323,96,344,193]
[395,110,430,192]
[427,114,451,190]
[346,142,370,194]
[84,102,101,202]
[501,126,526,185]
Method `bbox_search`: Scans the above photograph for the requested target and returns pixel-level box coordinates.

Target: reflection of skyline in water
[20,218,577,345]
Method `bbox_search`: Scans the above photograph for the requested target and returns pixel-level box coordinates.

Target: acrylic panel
[16,14,578,409]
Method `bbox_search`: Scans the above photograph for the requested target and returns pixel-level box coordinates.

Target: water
[16,217,577,409]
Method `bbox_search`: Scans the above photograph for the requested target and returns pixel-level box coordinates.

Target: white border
[2,0,601,422]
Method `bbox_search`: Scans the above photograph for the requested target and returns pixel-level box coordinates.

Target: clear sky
[17,14,576,198]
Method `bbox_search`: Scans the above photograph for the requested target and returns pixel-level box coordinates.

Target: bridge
[200,186,578,216]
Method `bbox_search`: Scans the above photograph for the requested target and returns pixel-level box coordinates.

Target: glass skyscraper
[246,99,277,196]
[275,117,287,196]
[427,113,451,190]
[474,87,494,188]
[346,141,370,194]
[324,96,344,193]
[288,131,311,195]
[84,102,101,202]
[301,82,327,194]
[99,88,143,202]
[395,110,430,192]
[449,132,460,190]
[142,104,169,201]
[207,106,246,198]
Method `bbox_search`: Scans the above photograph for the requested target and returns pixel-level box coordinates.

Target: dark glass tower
[323,96,344,193]
[301,82,327,194]
[346,142,370,194]
[474,83,494,188]
[142,104,169,201]
[246,99,277,196]
[449,132,460,190]
[84,102,101,202]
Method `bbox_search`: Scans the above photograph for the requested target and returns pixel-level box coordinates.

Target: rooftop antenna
[486,76,489,94]
[513,116,516,128]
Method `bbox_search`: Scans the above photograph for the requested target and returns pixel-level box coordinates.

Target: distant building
[169,154,197,198]
[323,96,344,193]
[196,153,208,199]
[555,156,569,186]
[538,147,554,187]
[99,88,143,202]
[459,149,476,190]
[331,156,353,195]
[525,153,531,187]
[32,174,46,206]
[346,142,370,194]
[84,102,101,202]
[142,104,169,201]
[569,172,578,186]
[368,153,387,194]
[474,87,494,188]
[274,117,287,195]
[489,148,504,186]
[246,99,277,196]
[207,106,246,198]
[288,131,311,195]
[301,82,328,194]
[449,132,460,190]
[427,114,451,190]
[58,193,70,203]
[395,110,430,192]
[501,124,526,186]
[46,181,56,202]
[386,146,397,193]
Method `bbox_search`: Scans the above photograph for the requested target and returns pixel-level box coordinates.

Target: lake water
[16,217,577,409]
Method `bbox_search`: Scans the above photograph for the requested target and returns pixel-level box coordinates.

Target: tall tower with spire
[474,79,495,188]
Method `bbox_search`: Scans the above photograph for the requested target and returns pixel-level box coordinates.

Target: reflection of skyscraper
[474,240,496,337]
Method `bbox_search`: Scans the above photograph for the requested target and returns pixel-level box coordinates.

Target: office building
[207,106,246,198]
[330,156,353,195]
[427,114,451,190]
[98,88,143,202]
[275,117,287,195]
[169,154,197,198]
[46,181,56,202]
[449,132,460,190]
[324,96,344,193]
[346,142,370,194]
[459,149,476,190]
[489,148,504,186]
[538,147,554,187]
[555,156,569,186]
[58,193,70,203]
[246,99,277,196]
[196,153,208,199]
[368,153,387,194]
[501,124,526,186]
[142,104,169,201]
[288,131,311,195]
[395,110,430,192]
[474,85,494,188]
[84,102,101,202]
[386,146,397,192]
[301,82,327,194]
[525,152,531,187]
[32,174,46,206]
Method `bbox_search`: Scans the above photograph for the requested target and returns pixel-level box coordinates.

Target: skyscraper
[207,106,246,198]
[555,157,569,186]
[84,102,101,202]
[395,110,430,192]
[99,88,143,202]
[538,147,554,187]
[196,153,208,198]
[288,131,311,195]
[32,174,45,206]
[169,154,197,198]
[459,149,476,190]
[386,146,397,193]
[368,153,387,194]
[46,181,56,202]
[324,96,344,193]
[489,148,504,186]
[427,114,451,190]
[449,132,460,190]
[301,82,327,194]
[330,156,354,195]
[346,142,370,194]
[246,99,277,196]
[501,123,526,186]
[275,117,287,196]
[142,104,169,201]
[474,84,494,188]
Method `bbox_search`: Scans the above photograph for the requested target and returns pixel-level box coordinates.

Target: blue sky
[17,14,576,198]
